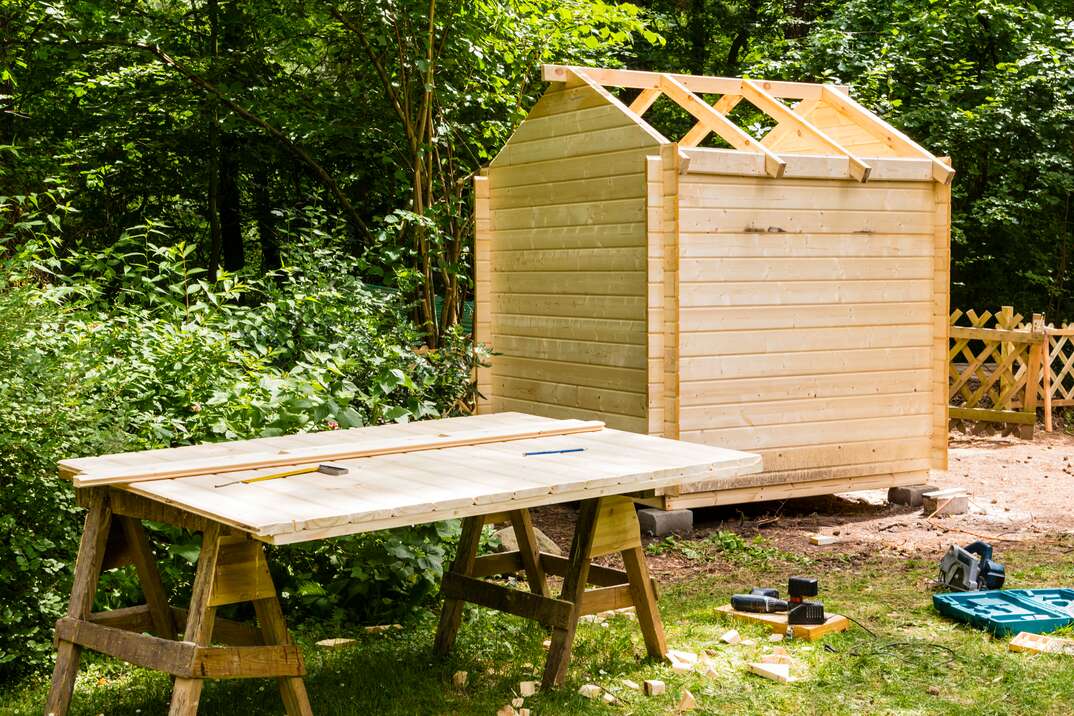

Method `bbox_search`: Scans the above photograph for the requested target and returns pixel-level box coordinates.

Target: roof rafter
[680,94,741,148]
[740,79,872,182]
[658,74,785,178]
[819,87,954,185]
[629,88,662,116]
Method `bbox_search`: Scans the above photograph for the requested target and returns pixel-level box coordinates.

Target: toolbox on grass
[933,588,1074,636]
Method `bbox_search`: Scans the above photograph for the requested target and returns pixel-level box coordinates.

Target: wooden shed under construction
[473,65,953,510]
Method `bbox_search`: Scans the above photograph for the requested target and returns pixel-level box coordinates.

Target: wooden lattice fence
[1042,324,1074,432]
[948,306,1045,438]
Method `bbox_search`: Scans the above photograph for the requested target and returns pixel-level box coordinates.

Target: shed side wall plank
[486,87,660,427]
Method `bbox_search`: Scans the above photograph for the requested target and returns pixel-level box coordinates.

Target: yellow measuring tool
[214,463,348,488]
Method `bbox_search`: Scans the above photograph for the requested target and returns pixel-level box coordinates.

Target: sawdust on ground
[529,428,1074,581]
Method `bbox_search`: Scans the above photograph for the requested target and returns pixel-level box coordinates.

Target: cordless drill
[730,576,826,625]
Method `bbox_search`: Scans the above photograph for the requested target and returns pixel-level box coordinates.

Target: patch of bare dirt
[528,429,1074,579]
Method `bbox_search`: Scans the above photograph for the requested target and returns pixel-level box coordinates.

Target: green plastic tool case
[933,588,1074,635]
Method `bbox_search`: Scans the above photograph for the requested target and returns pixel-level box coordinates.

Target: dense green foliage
[1,0,1073,684]
[0,212,483,674]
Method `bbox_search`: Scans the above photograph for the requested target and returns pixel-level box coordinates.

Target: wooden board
[715,604,850,640]
[67,418,606,487]
[65,414,761,544]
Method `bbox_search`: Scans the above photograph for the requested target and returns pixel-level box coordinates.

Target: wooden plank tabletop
[61,413,761,544]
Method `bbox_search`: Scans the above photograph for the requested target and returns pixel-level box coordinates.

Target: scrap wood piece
[578,683,603,699]
[1009,631,1074,655]
[69,419,606,486]
[452,670,469,688]
[809,534,840,546]
[315,637,357,650]
[721,629,741,644]
[518,680,537,697]
[676,689,697,712]
[643,679,666,696]
[748,661,794,683]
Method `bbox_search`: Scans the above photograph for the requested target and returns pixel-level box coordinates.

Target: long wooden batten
[65,419,606,487]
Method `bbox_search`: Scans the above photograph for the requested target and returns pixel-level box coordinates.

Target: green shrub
[0,226,482,680]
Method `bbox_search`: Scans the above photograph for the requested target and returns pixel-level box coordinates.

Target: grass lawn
[5,538,1074,715]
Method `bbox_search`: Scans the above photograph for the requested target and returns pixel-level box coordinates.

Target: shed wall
[479,84,661,432]
[673,173,939,485]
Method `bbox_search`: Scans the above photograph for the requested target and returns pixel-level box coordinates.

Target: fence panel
[948,306,1044,438]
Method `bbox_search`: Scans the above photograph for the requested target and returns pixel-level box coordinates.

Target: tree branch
[131,42,370,241]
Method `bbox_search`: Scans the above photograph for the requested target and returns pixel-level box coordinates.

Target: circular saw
[938,541,1006,592]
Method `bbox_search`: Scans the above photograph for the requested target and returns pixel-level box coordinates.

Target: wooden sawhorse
[45,488,311,716]
[46,491,666,713]
[434,495,666,687]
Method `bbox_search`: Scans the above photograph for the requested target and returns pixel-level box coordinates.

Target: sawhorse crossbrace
[435,495,667,687]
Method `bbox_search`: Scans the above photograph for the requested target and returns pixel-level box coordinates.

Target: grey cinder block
[637,508,693,536]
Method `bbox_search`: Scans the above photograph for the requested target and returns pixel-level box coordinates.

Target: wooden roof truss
[544,65,954,184]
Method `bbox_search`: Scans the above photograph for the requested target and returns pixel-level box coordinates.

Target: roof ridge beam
[741,79,871,182]
[542,64,838,101]
[657,74,785,178]
[818,86,955,184]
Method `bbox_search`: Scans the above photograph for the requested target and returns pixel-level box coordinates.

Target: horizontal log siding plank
[491,270,645,296]
[489,246,646,272]
[678,256,933,283]
[679,346,931,381]
[758,437,932,473]
[493,125,658,168]
[679,324,933,356]
[678,181,935,211]
[679,279,931,307]
[680,302,932,331]
[680,414,932,451]
[491,334,647,370]
[493,314,645,344]
[679,232,936,258]
[679,368,931,406]
[678,206,934,235]
[490,397,649,434]
[493,376,647,417]
[491,173,645,208]
[493,294,646,321]
[680,392,931,430]
[491,197,647,231]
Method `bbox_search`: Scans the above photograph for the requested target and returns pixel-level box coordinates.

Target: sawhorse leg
[46,490,112,716]
[434,497,666,689]
[46,490,311,716]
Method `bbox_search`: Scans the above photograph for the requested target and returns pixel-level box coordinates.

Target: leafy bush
[0,221,482,680]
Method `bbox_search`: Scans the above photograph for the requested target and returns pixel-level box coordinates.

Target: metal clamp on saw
[938,541,1005,592]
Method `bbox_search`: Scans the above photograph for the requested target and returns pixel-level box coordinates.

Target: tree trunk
[253,165,280,273]
[219,133,244,272]
[688,0,706,75]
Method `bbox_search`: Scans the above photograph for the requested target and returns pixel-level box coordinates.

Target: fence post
[1044,321,1054,432]
[1023,313,1045,439]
